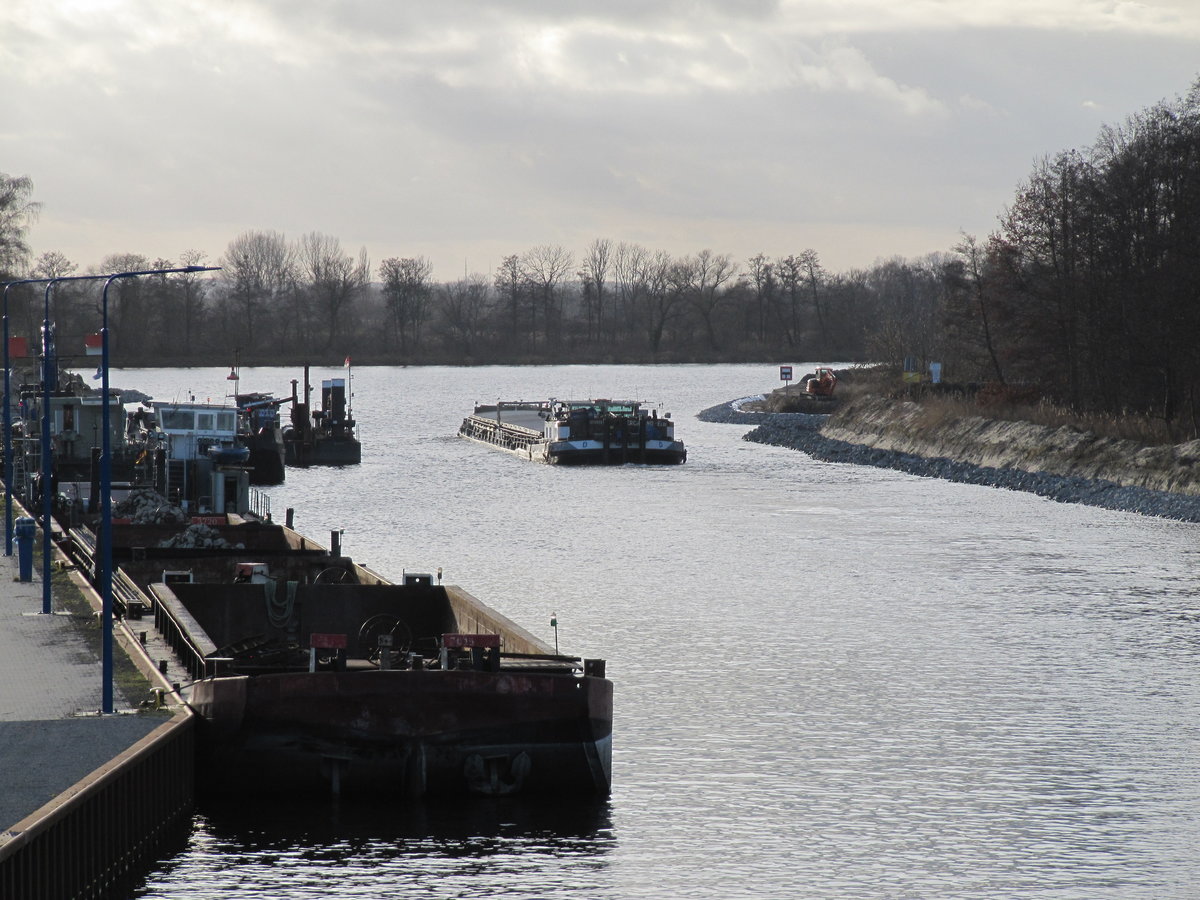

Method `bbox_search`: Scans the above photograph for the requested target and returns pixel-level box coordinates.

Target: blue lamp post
[96,265,217,712]
[38,274,103,615]
[6,265,218,713]
[1,278,40,555]
[40,280,59,615]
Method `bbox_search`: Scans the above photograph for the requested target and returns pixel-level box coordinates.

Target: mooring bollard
[14,516,36,582]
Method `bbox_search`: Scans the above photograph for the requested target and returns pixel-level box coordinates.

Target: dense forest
[2,79,1199,434]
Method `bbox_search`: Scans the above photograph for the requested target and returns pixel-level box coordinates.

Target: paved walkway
[0,532,161,835]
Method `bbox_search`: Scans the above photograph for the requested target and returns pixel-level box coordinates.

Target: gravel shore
[698,397,1200,523]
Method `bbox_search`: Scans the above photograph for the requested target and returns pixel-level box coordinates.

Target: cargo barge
[459,399,686,465]
[83,515,612,800]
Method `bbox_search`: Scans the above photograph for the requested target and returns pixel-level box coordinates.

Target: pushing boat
[283,364,362,467]
[459,398,686,465]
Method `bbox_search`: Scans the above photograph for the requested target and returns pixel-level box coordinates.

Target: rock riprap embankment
[698,396,1200,522]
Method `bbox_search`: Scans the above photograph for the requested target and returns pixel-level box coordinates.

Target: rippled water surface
[124,364,1200,899]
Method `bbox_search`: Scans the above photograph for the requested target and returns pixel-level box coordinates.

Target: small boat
[236,393,288,486]
[206,445,250,465]
[223,358,288,486]
[459,398,686,465]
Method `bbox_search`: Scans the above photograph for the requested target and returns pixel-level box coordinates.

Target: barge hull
[191,669,613,798]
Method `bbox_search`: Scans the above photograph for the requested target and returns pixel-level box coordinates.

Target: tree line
[2,77,1198,434]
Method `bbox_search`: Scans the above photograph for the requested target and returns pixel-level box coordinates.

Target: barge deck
[99,516,612,800]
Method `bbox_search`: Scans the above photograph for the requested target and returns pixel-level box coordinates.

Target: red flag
[344,356,351,366]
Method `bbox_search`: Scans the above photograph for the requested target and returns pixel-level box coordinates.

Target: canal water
[122,364,1200,899]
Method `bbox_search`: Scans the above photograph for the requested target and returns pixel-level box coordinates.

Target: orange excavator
[802,366,837,399]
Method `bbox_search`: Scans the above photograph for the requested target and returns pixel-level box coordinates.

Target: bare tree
[613,242,649,346]
[494,254,528,348]
[862,255,945,370]
[97,252,151,356]
[580,238,612,343]
[32,251,75,280]
[23,252,78,361]
[796,249,828,348]
[644,250,680,354]
[949,233,1005,383]
[177,249,211,353]
[0,173,39,277]
[522,244,574,345]
[296,233,366,352]
[436,274,492,357]
[219,230,295,352]
[775,255,804,347]
[379,255,433,356]
[680,249,736,351]
[744,253,777,345]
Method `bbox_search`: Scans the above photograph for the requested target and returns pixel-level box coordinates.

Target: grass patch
[840,366,1179,447]
[34,540,158,712]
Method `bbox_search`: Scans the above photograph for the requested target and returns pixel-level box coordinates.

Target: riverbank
[698,397,1200,523]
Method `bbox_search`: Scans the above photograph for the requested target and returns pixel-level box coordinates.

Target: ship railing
[65,526,152,619]
[249,487,271,521]
[462,415,541,451]
[148,583,219,682]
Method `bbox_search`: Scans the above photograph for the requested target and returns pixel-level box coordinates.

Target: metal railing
[249,487,271,521]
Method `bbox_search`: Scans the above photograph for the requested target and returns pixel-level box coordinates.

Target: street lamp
[40,274,109,616]
[97,265,218,713]
[1,278,41,555]
[4,265,219,714]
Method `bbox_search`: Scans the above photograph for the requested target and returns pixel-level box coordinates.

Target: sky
[1,1,1198,283]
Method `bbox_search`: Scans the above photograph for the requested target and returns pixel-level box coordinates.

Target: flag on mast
[344,356,351,366]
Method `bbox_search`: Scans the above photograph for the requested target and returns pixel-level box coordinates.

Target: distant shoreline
[698,398,1200,523]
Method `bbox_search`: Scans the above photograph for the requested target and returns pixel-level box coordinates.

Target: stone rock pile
[697,399,1200,523]
[114,488,188,525]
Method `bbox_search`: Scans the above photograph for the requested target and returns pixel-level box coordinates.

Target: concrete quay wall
[0,507,195,898]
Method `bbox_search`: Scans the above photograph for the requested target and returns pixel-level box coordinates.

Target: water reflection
[198,794,614,846]
[136,797,614,899]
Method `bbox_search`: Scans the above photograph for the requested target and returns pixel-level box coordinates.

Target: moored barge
[459,398,686,465]
[98,516,612,800]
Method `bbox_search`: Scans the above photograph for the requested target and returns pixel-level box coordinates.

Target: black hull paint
[191,669,613,799]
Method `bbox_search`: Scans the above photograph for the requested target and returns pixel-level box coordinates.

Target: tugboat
[283,364,362,467]
[226,361,288,486]
[459,398,686,465]
[235,393,287,485]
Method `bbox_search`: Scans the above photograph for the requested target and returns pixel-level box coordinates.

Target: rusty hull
[111,519,612,801]
[191,668,613,798]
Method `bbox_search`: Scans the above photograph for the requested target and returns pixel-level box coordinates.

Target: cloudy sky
[1,1,1197,281]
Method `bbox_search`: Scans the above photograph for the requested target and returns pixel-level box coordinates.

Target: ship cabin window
[158,408,237,435]
[161,409,194,430]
